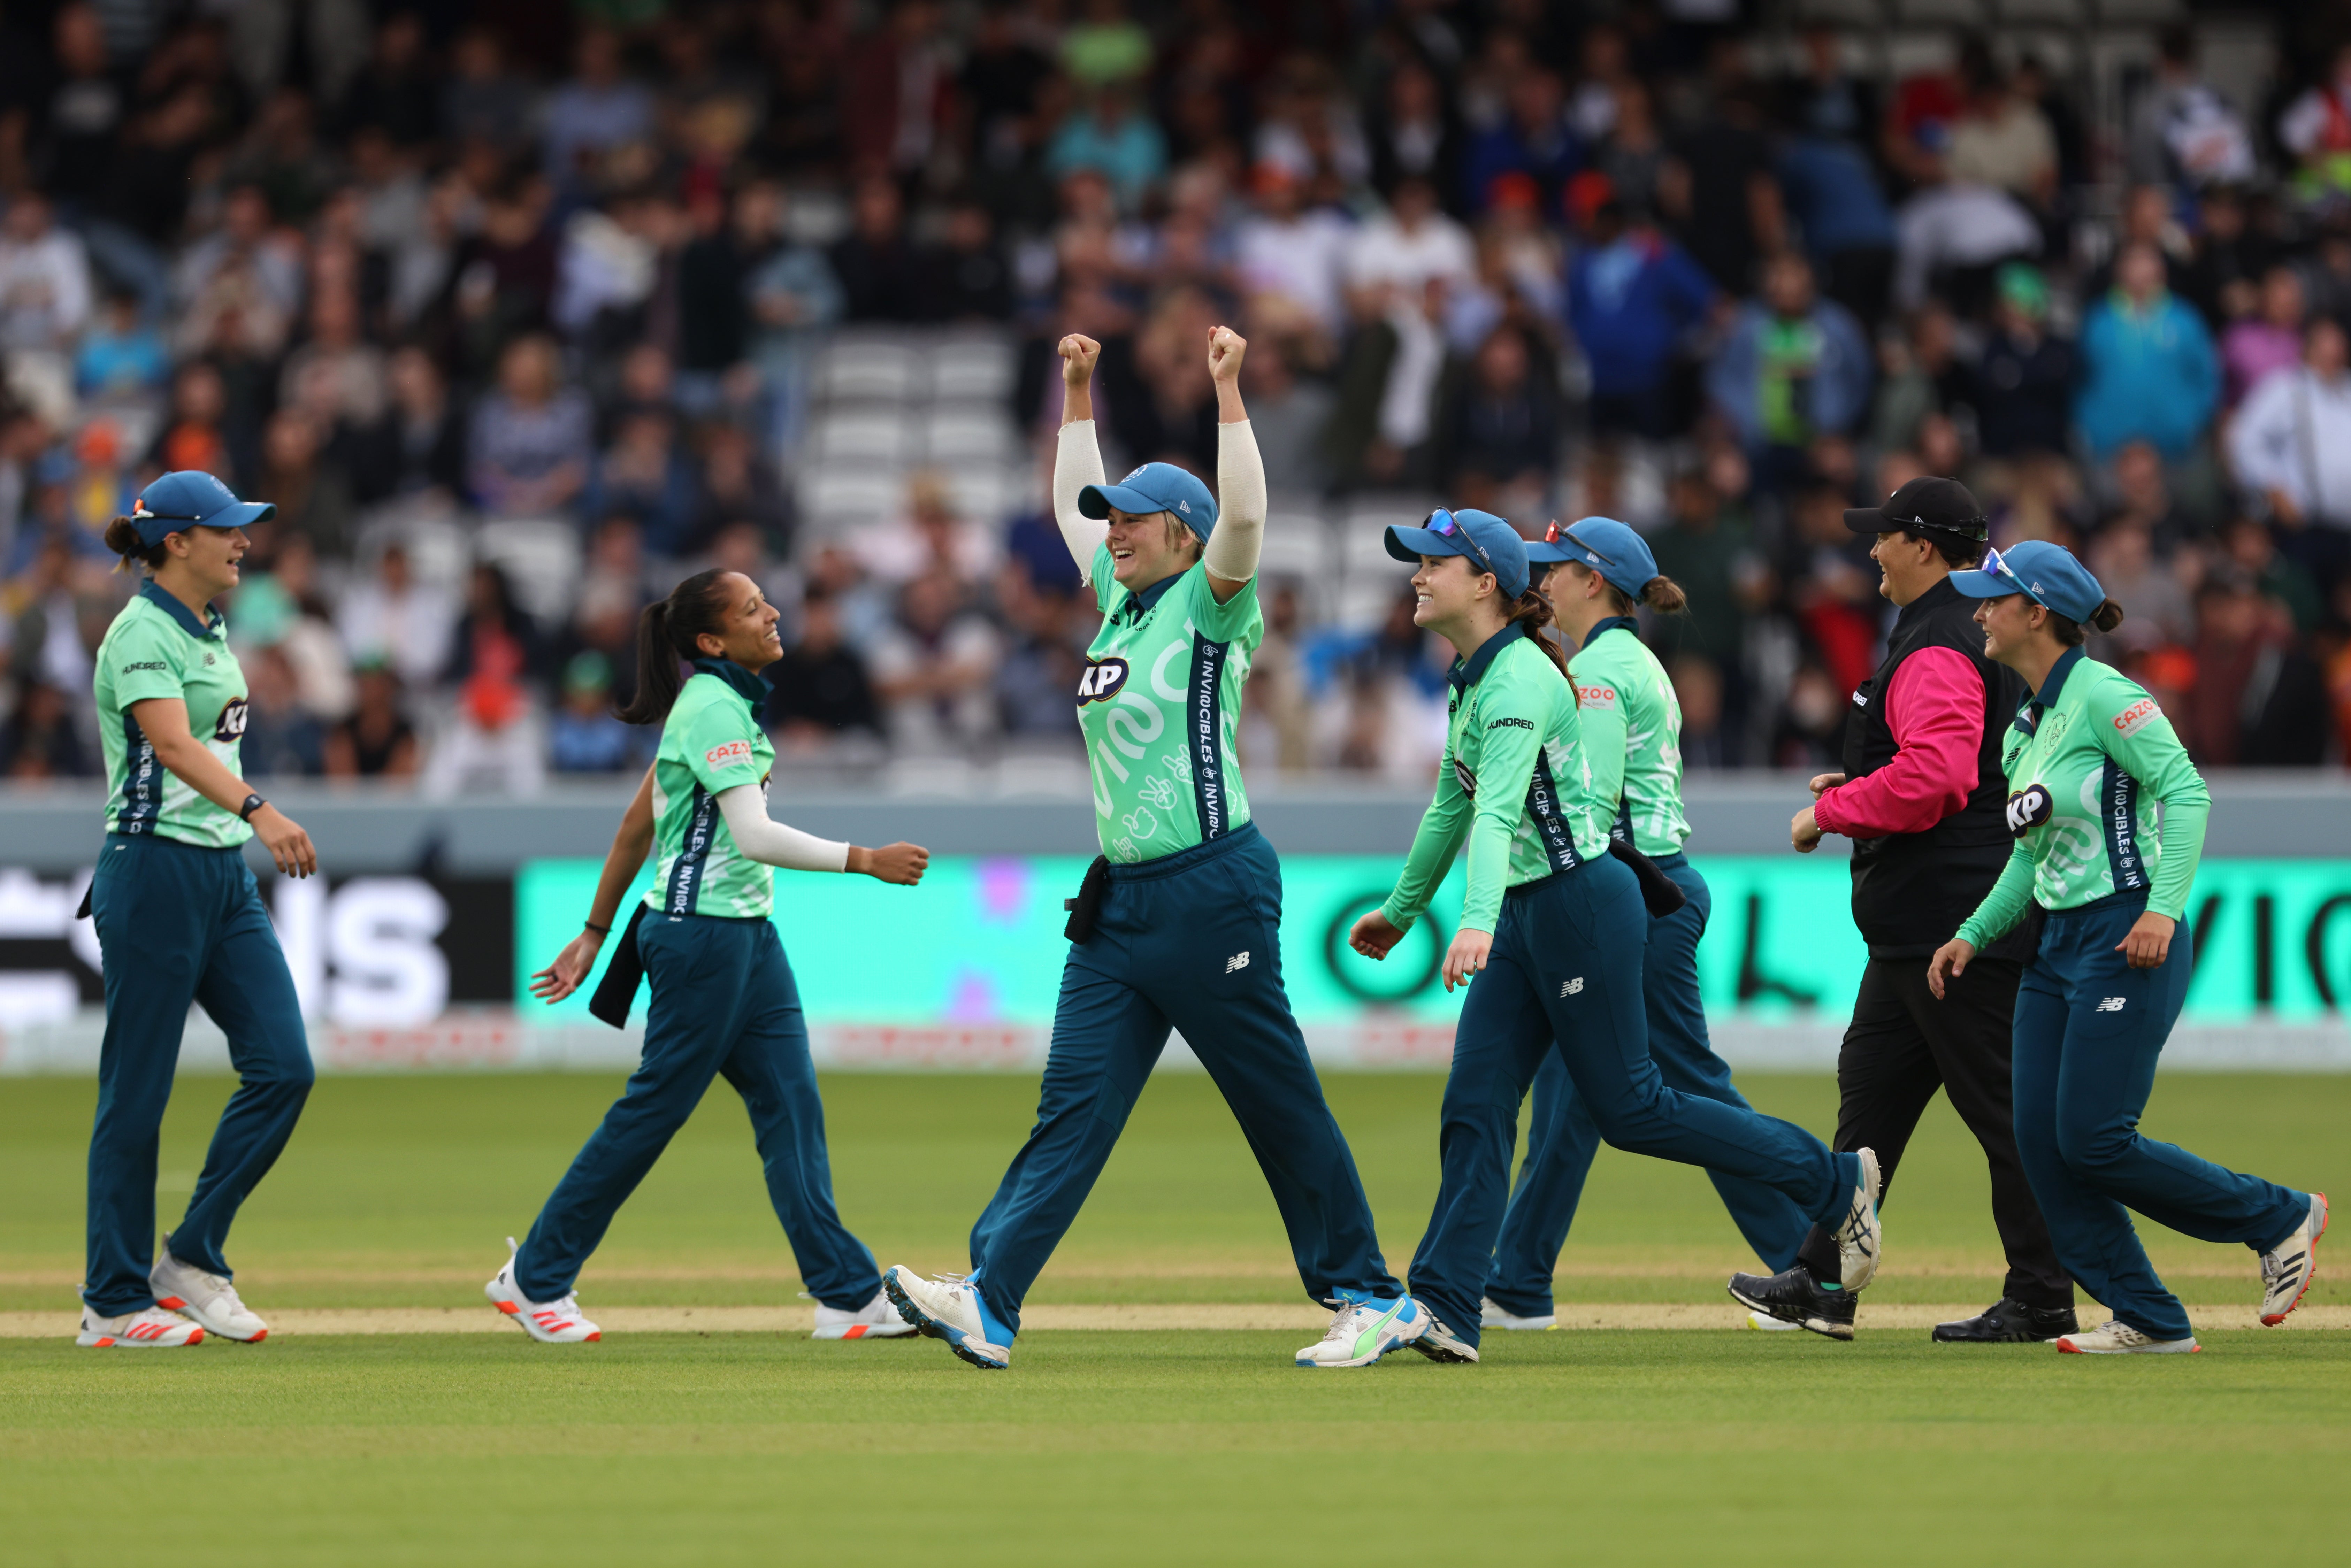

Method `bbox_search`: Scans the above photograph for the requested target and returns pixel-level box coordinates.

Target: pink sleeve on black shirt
[1812,646,1985,839]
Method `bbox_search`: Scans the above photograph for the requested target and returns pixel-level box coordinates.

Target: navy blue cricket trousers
[1409,853,1859,1349]
[85,832,313,1316]
[2013,896,2308,1340]
[1484,855,1808,1318]
[515,913,881,1310]
[965,822,1400,1335]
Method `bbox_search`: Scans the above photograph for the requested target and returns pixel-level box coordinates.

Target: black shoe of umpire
[1727,1264,1858,1341]
[1931,1297,2078,1343]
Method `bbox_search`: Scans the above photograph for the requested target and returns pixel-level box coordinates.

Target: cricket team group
[74,326,2324,1363]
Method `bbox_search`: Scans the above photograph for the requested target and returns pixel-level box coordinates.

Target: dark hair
[1505,587,1574,685]
[1559,559,1690,616]
[615,568,736,725]
[1901,525,1986,570]
[102,516,168,574]
[2046,599,2127,646]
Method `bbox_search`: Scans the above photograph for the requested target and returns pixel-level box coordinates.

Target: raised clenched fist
[1059,333,1102,389]
[1207,324,1247,383]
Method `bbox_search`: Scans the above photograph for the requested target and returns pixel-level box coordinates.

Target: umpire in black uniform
[1737,477,2074,1342]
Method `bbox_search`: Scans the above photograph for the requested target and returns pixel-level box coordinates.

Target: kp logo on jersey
[1075,656,1131,705]
[213,697,248,741]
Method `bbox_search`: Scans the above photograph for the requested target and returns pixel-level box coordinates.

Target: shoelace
[1315,1305,1362,1343]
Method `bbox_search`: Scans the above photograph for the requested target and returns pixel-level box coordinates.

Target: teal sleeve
[1380,745,1470,931]
[1456,661,1552,933]
[106,616,187,709]
[1955,843,2037,950]
[1184,560,1258,643]
[1092,543,1119,615]
[2104,695,2210,922]
[1569,672,1627,830]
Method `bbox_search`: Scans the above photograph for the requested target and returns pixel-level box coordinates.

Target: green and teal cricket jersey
[94,582,252,848]
[644,659,778,920]
[1569,617,1691,857]
[1078,544,1258,863]
[1380,626,1612,935]
[1956,647,2211,950]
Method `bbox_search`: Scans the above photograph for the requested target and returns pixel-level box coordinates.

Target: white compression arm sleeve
[1053,419,1110,584]
[715,785,851,872]
[1203,418,1266,583]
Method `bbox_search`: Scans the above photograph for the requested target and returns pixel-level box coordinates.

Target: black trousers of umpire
[1793,954,2073,1308]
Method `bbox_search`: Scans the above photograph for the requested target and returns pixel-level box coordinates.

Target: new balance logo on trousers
[1559,977,1584,997]
[1225,951,1251,973]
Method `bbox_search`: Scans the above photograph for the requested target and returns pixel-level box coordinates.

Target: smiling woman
[80,471,319,1353]
[490,567,933,1347]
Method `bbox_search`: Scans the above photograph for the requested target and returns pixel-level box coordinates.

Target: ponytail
[1640,574,1688,614]
[1505,587,1573,687]
[615,568,736,725]
[2047,598,2126,648]
[104,516,167,575]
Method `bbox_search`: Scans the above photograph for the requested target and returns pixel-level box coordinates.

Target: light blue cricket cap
[1947,540,2105,624]
[1383,507,1530,599]
[1079,461,1219,540]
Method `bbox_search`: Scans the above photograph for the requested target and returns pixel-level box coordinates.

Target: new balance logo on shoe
[1560,977,1584,997]
[2096,996,2126,1013]
[1226,951,1251,973]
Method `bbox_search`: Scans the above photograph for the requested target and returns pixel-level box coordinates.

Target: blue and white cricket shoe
[1295,1292,1429,1368]
[883,1265,1011,1370]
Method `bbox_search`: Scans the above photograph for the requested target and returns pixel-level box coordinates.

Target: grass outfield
[1,1070,2345,1564]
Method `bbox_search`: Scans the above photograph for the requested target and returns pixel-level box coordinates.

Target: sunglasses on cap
[1427,508,1497,579]
[1542,519,1614,563]
[1974,545,2036,600]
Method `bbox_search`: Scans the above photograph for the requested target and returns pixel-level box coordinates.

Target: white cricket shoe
[812,1289,918,1340]
[1746,1312,1802,1332]
[1829,1148,1884,1291]
[1479,1297,1556,1331]
[151,1242,268,1342]
[483,1238,601,1343]
[2054,1321,2200,1355]
[1295,1294,1428,1368]
[881,1265,1010,1369]
[77,1305,204,1348]
[2259,1192,2327,1326]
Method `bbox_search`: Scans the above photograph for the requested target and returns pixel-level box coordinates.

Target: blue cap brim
[1080,483,1209,538]
[1524,541,1574,564]
[1946,568,2029,602]
[1385,524,1464,564]
[134,500,275,548]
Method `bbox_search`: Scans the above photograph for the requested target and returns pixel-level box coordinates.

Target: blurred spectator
[2229,316,2351,598]
[842,0,952,184]
[1235,164,1351,345]
[1567,191,1720,441]
[150,360,235,478]
[1437,324,1560,516]
[830,175,927,324]
[547,650,641,773]
[339,541,456,693]
[1775,106,1896,331]
[1665,77,1777,297]
[231,533,354,723]
[857,471,1001,589]
[2085,517,2193,654]
[2076,243,2218,463]
[237,644,326,779]
[0,193,93,355]
[1947,54,2057,213]
[1062,0,1152,89]
[426,563,547,797]
[543,27,654,192]
[2129,26,2255,194]
[323,660,420,779]
[281,287,389,429]
[12,5,126,206]
[1465,67,1581,219]
[469,335,593,516]
[441,25,533,148]
[691,423,792,556]
[928,200,1014,322]
[869,568,1000,755]
[1366,59,1462,213]
[1968,264,2074,460]
[1891,161,2039,317]
[1707,252,1871,470]
[0,675,90,777]
[254,407,356,560]
[585,409,698,558]
[1241,337,1334,496]
[2183,569,2330,766]
[2222,267,2307,410]
[1647,453,1763,763]
[1049,87,1169,215]
[345,345,465,502]
[73,286,168,401]
[994,566,1086,740]
[1770,662,1847,770]
[2276,45,2351,201]
[768,583,881,748]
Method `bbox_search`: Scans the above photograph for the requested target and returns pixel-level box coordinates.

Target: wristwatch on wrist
[238,793,267,822]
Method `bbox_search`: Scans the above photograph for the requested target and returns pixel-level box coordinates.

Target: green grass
[2,1070,2346,1564]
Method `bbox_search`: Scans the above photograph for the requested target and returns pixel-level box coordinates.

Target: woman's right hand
[851,842,931,885]
[1349,909,1407,960]
[1926,937,1976,1001]
[1059,333,1102,389]
[529,930,605,1003]
[252,805,317,879]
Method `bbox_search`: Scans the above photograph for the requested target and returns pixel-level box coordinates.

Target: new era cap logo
[1178,500,1191,513]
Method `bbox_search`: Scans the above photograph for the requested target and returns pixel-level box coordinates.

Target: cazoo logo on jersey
[703,739,755,770]
[1075,656,1131,704]
[2113,698,2162,736]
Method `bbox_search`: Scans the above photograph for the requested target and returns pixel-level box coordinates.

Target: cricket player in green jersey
[1480,517,1811,1334]
[1348,508,1884,1358]
[887,326,1424,1372]
[493,568,930,1344]
[79,472,322,1351]
[1931,540,2325,1353]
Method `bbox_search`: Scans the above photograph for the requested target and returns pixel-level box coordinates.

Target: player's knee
[2052,1112,2133,1179]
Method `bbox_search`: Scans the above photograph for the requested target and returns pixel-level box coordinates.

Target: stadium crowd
[2,0,2350,790]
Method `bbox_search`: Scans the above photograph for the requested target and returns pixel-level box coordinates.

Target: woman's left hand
[1207,324,1247,383]
[2116,911,2175,969]
[1443,928,1493,992]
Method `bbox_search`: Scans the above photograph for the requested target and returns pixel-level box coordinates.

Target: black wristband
[238,793,267,822]
[584,920,611,936]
